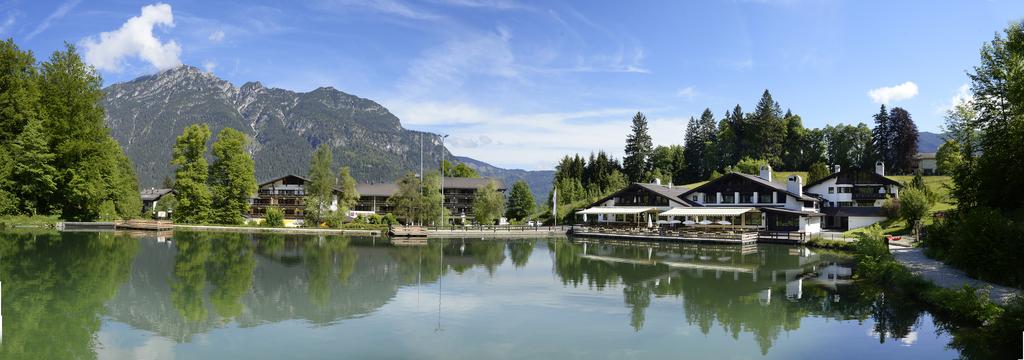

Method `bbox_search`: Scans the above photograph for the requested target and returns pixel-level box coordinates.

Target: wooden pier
[115,220,173,231]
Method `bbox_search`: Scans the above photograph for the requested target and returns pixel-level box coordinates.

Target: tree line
[0,40,140,220]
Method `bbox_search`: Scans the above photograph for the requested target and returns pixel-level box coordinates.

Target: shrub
[926,207,1024,288]
[264,207,284,227]
[881,196,900,219]
[324,211,347,228]
[898,187,930,225]
[381,213,398,225]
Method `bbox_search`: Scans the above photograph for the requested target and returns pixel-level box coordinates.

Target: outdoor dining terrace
[570,224,759,244]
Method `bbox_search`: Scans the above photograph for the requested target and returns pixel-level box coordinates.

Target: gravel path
[891,246,1020,305]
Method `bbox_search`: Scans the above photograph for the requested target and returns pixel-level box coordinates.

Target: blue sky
[4,0,1021,170]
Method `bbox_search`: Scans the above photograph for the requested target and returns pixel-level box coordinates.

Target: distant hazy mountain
[917,131,945,153]
[454,156,554,206]
[102,65,554,202]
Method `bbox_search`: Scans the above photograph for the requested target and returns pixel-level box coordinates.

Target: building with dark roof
[249,174,343,226]
[353,177,506,224]
[140,188,174,218]
[803,162,902,230]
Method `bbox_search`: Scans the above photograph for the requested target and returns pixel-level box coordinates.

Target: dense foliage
[441,159,480,178]
[209,128,257,225]
[0,40,141,220]
[505,180,535,221]
[304,144,336,226]
[472,180,506,225]
[622,112,653,182]
[923,22,1024,288]
[171,124,214,223]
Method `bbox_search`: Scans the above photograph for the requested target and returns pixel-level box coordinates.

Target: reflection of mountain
[102,233,521,342]
[549,240,872,355]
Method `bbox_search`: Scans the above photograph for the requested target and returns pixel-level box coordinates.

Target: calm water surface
[0,230,958,359]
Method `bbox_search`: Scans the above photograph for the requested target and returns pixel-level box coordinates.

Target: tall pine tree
[871,104,892,169]
[622,112,653,182]
[748,90,786,167]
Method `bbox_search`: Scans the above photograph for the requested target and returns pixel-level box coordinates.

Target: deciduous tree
[171,124,213,224]
[209,128,257,225]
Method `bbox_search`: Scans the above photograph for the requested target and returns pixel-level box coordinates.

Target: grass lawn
[0,214,61,228]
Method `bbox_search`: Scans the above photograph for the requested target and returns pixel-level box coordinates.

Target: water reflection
[0,231,955,359]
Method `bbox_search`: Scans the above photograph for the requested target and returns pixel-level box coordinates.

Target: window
[705,193,717,204]
[828,187,834,194]
[740,193,753,203]
[838,201,855,207]
[758,192,773,203]
[803,201,815,208]
[777,191,785,203]
[692,195,698,202]
[722,193,735,204]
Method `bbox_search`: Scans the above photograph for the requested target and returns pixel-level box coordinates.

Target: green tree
[337,166,360,212]
[209,128,257,224]
[871,105,892,170]
[781,113,806,169]
[935,140,963,175]
[473,180,505,225]
[0,39,43,143]
[748,90,786,167]
[899,187,931,229]
[649,145,686,185]
[208,233,255,319]
[623,112,653,182]
[726,157,769,175]
[505,180,535,221]
[171,124,213,224]
[441,160,480,178]
[8,118,57,215]
[40,43,138,221]
[264,206,284,227]
[172,231,212,322]
[421,170,446,225]
[107,138,142,219]
[807,162,830,184]
[388,172,423,225]
[304,144,335,226]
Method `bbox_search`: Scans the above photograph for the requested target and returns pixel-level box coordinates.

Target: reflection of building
[140,188,173,218]
[249,175,341,227]
[804,162,902,231]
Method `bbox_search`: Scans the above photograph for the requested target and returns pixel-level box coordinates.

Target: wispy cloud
[82,3,182,72]
[434,0,528,11]
[316,0,441,21]
[0,11,17,35]
[935,83,972,113]
[676,86,698,100]
[400,27,519,95]
[26,0,81,39]
[208,29,225,42]
[202,60,217,73]
[867,81,918,104]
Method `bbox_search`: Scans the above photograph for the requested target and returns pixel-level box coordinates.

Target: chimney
[668,181,673,189]
[654,178,661,186]
[759,165,773,182]
[875,161,885,176]
[787,175,803,197]
[833,164,841,174]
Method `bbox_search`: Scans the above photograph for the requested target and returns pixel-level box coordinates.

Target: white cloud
[867,81,919,104]
[202,60,217,73]
[26,0,81,39]
[676,86,697,100]
[388,100,665,170]
[208,29,225,42]
[401,27,519,95]
[82,3,182,72]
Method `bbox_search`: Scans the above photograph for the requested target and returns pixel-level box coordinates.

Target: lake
[0,230,958,359]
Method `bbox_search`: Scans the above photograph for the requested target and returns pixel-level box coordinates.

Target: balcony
[852,193,887,200]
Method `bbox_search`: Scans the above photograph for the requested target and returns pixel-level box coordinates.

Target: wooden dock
[116,220,173,231]
[388,226,429,237]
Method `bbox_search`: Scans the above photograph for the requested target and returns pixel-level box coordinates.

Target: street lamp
[440,134,449,227]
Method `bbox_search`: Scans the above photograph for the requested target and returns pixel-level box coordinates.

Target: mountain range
[101,65,553,203]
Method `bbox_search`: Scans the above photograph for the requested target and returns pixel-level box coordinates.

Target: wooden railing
[757,231,807,243]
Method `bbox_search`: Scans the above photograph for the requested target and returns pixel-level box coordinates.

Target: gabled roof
[257,174,310,187]
[802,168,902,189]
[356,183,399,197]
[586,182,691,209]
[140,188,173,201]
[681,172,818,202]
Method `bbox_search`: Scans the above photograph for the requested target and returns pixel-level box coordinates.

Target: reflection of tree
[466,241,505,275]
[172,231,212,322]
[548,240,907,355]
[304,236,354,307]
[507,240,535,268]
[0,230,138,360]
[208,232,255,319]
[391,240,447,284]
[256,233,285,255]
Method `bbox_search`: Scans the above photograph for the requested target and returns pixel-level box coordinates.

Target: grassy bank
[852,226,1023,359]
[0,215,60,228]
